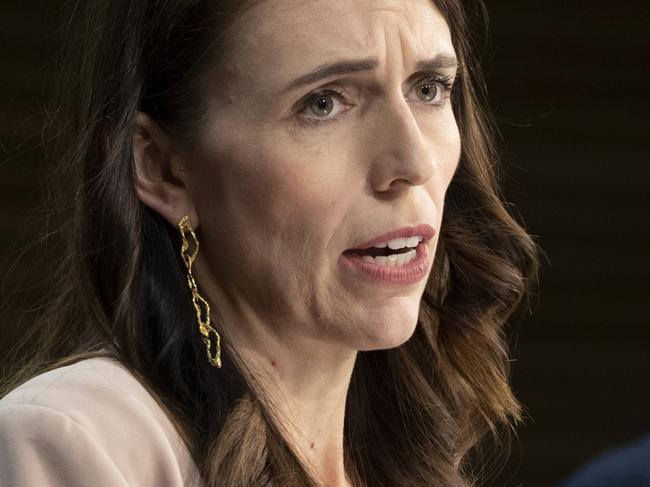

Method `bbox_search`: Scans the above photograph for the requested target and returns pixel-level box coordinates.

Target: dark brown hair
[1,1,539,485]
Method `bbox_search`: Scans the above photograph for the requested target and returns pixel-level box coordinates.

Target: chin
[357,300,420,351]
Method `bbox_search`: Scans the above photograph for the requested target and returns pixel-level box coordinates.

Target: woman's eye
[297,90,348,125]
[308,94,335,116]
[415,80,443,103]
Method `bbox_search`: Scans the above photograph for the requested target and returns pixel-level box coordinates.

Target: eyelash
[296,74,457,128]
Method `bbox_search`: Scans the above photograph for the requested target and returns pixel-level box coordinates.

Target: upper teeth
[373,236,423,250]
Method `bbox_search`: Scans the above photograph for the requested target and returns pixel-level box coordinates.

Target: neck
[233,330,357,486]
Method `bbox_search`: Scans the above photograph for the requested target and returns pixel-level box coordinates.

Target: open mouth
[343,241,421,267]
[345,246,414,257]
[342,225,434,270]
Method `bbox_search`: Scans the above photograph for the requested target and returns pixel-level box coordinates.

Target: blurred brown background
[1,2,648,486]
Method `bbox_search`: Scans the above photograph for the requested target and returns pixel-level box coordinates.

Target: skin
[133,0,460,485]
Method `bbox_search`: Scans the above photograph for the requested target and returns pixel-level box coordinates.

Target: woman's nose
[365,95,436,194]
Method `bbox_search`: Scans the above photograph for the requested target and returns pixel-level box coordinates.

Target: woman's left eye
[413,79,445,104]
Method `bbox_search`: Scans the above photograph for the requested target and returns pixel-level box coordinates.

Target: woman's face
[187,0,460,351]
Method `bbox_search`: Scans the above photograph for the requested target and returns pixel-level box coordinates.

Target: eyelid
[411,71,456,91]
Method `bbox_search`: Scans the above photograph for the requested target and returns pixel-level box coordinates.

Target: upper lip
[348,224,436,250]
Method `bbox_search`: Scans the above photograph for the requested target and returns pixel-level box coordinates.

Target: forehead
[220,0,453,83]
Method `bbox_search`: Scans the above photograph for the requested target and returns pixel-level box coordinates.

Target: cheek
[252,152,344,235]
[428,112,461,196]
[446,124,461,182]
[192,131,349,267]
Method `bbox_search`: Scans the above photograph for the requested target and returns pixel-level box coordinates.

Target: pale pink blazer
[0,357,204,486]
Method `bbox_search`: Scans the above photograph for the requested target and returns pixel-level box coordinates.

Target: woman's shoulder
[0,356,203,486]
[2,356,163,419]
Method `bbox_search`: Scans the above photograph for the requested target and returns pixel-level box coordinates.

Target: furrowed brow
[281,57,380,94]
[280,53,459,95]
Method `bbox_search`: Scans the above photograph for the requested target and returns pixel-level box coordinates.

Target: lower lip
[339,242,431,285]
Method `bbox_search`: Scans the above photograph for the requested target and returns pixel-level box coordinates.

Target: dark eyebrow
[413,54,458,73]
[281,58,379,94]
[281,53,458,94]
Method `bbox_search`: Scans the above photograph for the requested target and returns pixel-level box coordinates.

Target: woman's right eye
[307,94,334,116]
[296,90,351,127]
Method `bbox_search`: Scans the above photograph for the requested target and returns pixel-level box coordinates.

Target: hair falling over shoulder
[0,1,540,486]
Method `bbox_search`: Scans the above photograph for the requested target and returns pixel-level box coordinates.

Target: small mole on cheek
[271,360,277,367]
[310,442,315,449]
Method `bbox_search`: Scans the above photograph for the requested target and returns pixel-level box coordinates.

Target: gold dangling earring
[178,215,222,368]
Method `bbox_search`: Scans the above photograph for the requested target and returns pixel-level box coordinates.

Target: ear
[132,111,200,229]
